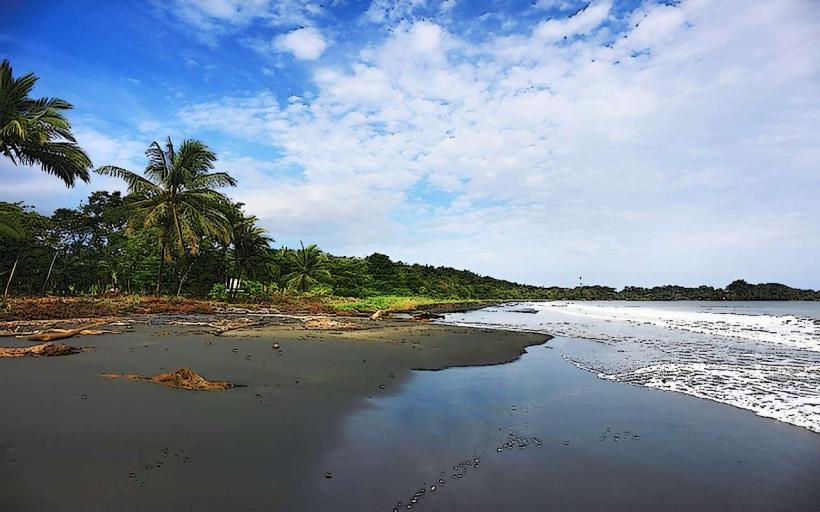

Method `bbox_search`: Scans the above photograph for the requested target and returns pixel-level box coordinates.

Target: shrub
[208,283,227,300]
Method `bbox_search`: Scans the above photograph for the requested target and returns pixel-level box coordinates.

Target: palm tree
[0,203,24,299]
[0,59,92,187]
[95,137,236,294]
[227,204,273,285]
[283,242,330,293]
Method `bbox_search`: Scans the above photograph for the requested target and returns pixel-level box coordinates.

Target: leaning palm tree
[0,59,92,187]
[283,242,330,293]
[95,137,236,294]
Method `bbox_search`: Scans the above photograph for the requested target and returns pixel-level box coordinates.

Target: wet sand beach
[0,318,543,511]
[1,316,819,511]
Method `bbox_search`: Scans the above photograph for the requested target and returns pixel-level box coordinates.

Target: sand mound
[302,318,364,330]
[101,368,235,391]
[0,342,91,358]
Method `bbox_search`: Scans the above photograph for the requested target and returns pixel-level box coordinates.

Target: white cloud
[157,0,328,44]
[274,27,328,60]
[175,0,820,287]
[0,127,147,212]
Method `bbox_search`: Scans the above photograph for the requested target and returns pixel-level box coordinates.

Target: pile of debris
[101,368,235,391]
[0,322,113,358]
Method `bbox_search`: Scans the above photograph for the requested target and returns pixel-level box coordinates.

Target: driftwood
[101,368,235,391]
[22,323,106,342]
[0,331,37,337]
[0,342,91,358]
[369,309,390,321]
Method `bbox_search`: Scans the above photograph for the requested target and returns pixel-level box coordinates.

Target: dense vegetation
[2,59,818,303]
[1,193,818,301]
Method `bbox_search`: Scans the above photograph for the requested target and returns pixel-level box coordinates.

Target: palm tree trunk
[41,250,58,295]
[156,241,166,295]
[176,261,193,297]
[4,249,21,299]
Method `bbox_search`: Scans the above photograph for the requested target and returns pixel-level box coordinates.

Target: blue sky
[1,0,819,288]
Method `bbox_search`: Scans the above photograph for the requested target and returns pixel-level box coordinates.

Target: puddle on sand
[314,338,820,511]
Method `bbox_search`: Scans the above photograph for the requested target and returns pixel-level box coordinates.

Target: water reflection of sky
[315,338,820,511]
[440,301,820,433]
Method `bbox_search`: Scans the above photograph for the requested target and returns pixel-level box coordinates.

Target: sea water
[316,330,820,510]
[441,301,820,433]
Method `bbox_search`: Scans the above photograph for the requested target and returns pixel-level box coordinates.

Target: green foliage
[0,59,92,187]
[1,195,818,301]
[331,295,480,312]
[95,137,236,259]
[242,280,267,301]
[95,138,238,294]
[284,242,331,293]
[208,283,227,300]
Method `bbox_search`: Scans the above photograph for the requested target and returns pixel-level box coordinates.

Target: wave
[440,301,820,433]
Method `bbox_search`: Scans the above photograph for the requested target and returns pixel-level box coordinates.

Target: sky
[1,0,819,289]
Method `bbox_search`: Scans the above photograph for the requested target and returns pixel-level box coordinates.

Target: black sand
[1,318,818,511]
[0,319,544,510]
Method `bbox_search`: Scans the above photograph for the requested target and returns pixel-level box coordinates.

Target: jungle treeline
[1,194,818,301]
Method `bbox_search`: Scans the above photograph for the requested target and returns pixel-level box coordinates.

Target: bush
[243,280,267,301]
[208,283,227,300]
[304,283,333,298]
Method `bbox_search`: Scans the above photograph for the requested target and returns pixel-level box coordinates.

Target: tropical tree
[227,204,273,286]
[95,138,236,294]
[0,203,24,298]
[0,59,92,187]
[0,203,23,240]
[283,242,330,293]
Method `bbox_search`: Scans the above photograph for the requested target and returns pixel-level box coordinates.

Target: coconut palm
[95,137,236,293]
[283,242,330,293]
[0,59,92,187]
[228,206,273,284]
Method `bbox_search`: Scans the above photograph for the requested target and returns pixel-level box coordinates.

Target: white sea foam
[440,301,820,433]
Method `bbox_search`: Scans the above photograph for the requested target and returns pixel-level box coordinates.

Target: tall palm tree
[95,137,236,293]
[0,59,92,187]
[284,242,330,293]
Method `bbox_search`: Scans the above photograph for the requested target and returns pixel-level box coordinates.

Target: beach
[1,312,819,511]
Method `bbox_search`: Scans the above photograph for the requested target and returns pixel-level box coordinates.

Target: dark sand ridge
[0,317,546,511]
